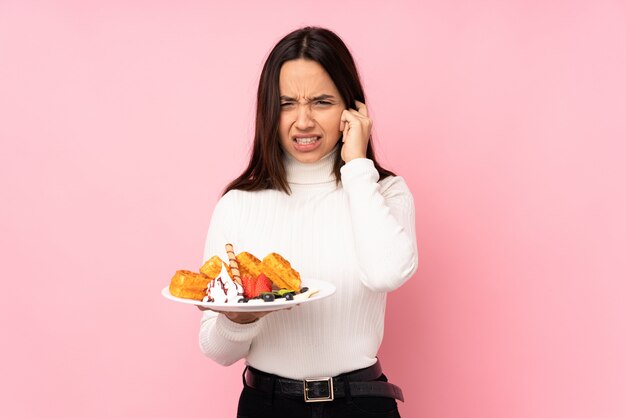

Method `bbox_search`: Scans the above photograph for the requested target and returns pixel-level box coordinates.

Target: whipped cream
[203,261,243,303]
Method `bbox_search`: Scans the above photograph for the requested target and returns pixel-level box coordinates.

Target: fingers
[197,303,300,316]
[224,311,267,324]
[343,108,369,123]
[341,101,368,127]
[340,110,350,140]
[341,108,372,130]
[354,100,368,117]
[341,109,359,126]
[348,109,367,121]
[339,100,371,163]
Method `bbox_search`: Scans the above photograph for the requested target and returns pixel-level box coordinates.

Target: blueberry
[285,293,294,301]
[300,287,309,293]
[262,293,275,302]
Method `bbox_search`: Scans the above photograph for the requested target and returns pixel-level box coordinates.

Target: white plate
[162,279,336,312]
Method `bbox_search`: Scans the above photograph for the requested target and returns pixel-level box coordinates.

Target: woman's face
[278,59,345,164]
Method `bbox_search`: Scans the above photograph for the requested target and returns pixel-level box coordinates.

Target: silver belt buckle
[303,377,334,402]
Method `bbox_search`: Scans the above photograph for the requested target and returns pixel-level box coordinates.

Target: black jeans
[236,372,401,418]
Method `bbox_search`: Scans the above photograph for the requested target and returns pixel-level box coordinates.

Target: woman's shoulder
[377,174,414,201]
[217,188,277,205]
[217,189,246,207]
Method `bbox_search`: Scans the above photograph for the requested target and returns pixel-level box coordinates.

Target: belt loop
[242,365,249,388]
[341,375,352,402]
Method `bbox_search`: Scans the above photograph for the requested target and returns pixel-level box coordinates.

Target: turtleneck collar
[283,146,338,185]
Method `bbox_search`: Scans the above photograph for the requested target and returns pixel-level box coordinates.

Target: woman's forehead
[279,61,338,97]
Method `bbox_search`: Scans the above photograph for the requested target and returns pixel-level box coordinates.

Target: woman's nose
[294,105,315,130]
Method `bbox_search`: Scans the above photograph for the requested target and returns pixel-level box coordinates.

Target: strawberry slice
[256,273,272,294]
[241,274,256,298]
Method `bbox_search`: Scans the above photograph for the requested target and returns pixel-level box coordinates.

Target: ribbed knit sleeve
[198,192,262,365]
[340,158,418,292]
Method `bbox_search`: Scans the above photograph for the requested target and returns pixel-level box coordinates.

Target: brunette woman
[199,26,418,418]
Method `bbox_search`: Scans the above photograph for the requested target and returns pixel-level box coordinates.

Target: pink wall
[1,1,625,417]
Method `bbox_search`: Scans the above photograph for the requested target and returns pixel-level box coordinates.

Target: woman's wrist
[223,312,264,324]
[342,153,367,164]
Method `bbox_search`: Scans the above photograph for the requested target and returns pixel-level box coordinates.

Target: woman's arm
[198,311,261,366]
[197,192,261,364]
[341,159,418,292]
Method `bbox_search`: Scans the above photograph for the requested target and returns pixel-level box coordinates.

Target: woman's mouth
[294,136,320,144]
[292,136,321,152]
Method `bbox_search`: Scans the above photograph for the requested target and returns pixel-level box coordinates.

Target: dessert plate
[162,279,336,312]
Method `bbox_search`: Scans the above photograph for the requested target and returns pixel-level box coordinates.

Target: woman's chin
[287,142,323,163]
[291,153,323,164]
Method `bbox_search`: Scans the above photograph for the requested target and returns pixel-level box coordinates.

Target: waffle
[169,270,210,300]
[260,252,301,291]
[236,252,263,280]
[200,255,231,280]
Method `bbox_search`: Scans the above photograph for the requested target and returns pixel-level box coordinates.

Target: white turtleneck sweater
[199,149,418,379]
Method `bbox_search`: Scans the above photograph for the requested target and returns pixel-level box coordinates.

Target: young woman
[198,26,418,417]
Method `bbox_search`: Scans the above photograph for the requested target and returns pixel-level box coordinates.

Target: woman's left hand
[340,100,372,163]
[197,305,295,324]
[197,306,271,324]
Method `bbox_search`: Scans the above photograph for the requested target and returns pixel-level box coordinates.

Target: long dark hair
[224,26,395,195]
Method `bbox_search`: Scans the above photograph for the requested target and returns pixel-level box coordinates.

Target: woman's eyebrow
[279,94,336,102]
[311,94,335,101]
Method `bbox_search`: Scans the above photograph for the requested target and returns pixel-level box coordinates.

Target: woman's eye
[280,102,295,108]
[315,101,331,106]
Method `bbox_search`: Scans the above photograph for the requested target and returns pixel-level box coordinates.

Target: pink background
[1,1,625,417]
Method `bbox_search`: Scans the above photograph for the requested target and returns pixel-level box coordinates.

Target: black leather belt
[243,360,404,403]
